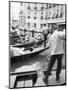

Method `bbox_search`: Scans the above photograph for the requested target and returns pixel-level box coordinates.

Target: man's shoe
[56,75,60,81]
[49,72,52,75]
[43,78,48,85]
[44,71,52,76]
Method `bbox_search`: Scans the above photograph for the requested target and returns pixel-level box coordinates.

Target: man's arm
[47,36,51,48]
[59,31,65,39]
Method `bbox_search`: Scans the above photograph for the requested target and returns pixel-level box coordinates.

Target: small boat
[11,39,44,48]
[10,40,49,62]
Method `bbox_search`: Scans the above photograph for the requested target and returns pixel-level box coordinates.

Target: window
[48,12,51,19]
[41,7,44,10]
[28,3,30,5]
[45,17,47,19]
[59,13,63,18]
[41,12,43,15]
[34,17,37,19]
[47,4,52,8]
[28,12,30,14]
[40,24,43,29]
[49,4,51,8]
[52,13,55,19]
[28,6,30,10]
[44,24,46,26]
[34,12,37,14]
[35,3,37,5]
[21,2,23,6]
[57,10,59,12]
[40,16,44,20]
[53,4,56,7]
[48,16,50,19]
[28,23,30,27]
[55,14,58,18]
[46,4,48,9]
[34,6,37,10]
[19,11,23,15]
[27,16,30,19]
[34,23,36,28]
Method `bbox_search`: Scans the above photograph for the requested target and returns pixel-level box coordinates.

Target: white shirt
[42,26,49,34]
[49,30,65,55]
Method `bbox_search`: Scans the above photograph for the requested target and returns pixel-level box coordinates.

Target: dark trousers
[44,34,47,47]
[45,54,63,79]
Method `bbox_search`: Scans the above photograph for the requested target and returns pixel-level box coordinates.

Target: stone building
[19,2,66,32]
[11,2,66,32]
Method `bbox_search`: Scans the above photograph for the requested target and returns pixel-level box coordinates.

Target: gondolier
[43,24,65,85]
[42,24,49,47]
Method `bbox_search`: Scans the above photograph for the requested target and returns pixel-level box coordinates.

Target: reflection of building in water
[11,2,66,32]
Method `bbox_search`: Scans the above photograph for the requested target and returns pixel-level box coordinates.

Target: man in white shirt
[42,24,49,47]
[25,31,32,41]
[43,24,65,85]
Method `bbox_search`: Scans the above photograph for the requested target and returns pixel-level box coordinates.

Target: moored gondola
[10,39,49,62]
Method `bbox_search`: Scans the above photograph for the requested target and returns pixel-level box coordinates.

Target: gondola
[10,39,49,62]
[11,39,44,48]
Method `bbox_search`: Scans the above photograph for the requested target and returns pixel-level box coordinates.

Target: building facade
[11,2,66,32]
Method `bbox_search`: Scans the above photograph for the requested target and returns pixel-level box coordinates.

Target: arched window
[41,7,44,10]
[34,6,37,10]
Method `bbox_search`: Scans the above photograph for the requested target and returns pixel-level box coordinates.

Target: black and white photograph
[9,1,66,89]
